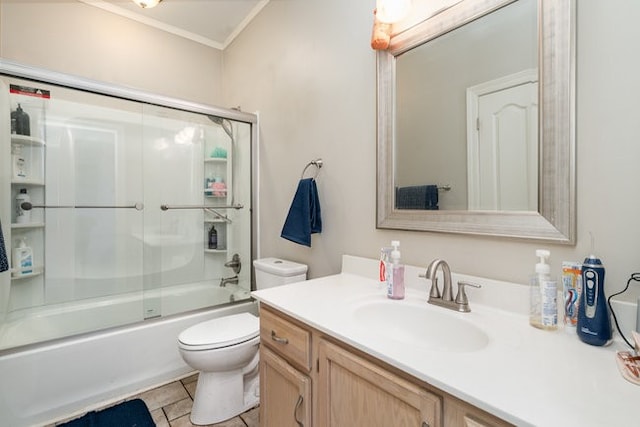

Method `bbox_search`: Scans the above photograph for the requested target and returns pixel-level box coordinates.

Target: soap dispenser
[387,240,405,300]
[529,249,558,330]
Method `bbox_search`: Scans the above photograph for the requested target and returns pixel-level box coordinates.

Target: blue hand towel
[0,219,8,273]
[395,185,439,210]
[281,178,322,247]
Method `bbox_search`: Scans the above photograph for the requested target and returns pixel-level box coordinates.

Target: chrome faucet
[422,259,481,312]
[220,275,239,287]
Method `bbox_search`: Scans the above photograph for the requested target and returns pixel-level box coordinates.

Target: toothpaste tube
[562,261,582,327]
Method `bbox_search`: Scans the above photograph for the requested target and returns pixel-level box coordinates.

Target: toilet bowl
[177,258,307,425]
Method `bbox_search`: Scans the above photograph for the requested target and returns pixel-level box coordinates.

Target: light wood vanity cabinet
[259,305,512,427]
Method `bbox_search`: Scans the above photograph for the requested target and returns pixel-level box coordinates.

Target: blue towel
[281,178,322,247]
[0,219,8,273]
[395,185,439,210]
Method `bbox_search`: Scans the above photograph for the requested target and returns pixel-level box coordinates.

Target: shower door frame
[0,58,259,340]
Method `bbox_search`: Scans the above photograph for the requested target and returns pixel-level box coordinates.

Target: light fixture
[132,0,162,9]
[375,0,412,24]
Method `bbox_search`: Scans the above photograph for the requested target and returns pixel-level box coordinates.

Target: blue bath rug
[59,399,154,427]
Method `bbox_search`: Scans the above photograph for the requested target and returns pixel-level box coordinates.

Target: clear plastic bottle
[387,240,405,300]
[530,249,558,330]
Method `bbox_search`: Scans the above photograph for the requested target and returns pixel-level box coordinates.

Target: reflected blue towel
[281,178,322,247]
[0,219,8,273]
[395,185,439,210]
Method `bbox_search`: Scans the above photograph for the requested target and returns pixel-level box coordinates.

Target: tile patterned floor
[55,374,259,427]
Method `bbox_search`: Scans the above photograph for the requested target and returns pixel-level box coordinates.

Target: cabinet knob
[271,330,289,344]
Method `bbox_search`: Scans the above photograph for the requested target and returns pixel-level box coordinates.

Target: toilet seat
[178,313,259,351]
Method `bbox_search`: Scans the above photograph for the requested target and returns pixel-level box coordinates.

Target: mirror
[377,0,576,243]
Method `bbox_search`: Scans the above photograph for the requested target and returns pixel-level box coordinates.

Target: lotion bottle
[387,240,405,300]
[529,249,558,330]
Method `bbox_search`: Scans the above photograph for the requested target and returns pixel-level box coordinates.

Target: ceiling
[77,0,269,50]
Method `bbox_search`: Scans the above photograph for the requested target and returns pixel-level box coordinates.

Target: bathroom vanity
[252,256,639,427]
[259,303,509,427]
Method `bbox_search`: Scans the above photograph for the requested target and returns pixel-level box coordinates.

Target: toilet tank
[253,258,308,290]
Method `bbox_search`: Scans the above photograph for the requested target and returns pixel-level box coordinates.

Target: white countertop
[252,256,639,426]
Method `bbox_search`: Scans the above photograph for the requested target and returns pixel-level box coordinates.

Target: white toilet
[178,257,308,425]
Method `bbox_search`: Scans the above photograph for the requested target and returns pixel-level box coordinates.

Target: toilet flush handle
[271,330,289,344]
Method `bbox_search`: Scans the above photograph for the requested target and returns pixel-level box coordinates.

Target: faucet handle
[455,281,481,305]
[419,272,441,299]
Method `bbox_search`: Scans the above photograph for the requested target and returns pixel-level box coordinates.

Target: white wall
[224,0,640,306]
[0,0,223,106]
[2,0,640,303]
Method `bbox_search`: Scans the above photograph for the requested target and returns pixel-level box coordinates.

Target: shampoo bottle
[577,254,611,346]
[208,224,218,249]
[387,240,405,300]
[11,104,30,136]
[12,237,33,276]
[529,249,558,330]
[15,188,31,224]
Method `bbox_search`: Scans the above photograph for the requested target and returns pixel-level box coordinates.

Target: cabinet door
[445,398,513,427]
[317,339,441,427]
[260,346,311,427]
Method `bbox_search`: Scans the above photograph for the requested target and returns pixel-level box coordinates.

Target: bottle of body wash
[529,249,558,330]
[387,240,405,300]
[12,237,33,276]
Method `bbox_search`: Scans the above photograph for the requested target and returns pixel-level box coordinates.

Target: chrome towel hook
[300,158,323,179]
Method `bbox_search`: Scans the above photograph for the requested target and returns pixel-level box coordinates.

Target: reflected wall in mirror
[396,0,537,211]
[377,0,576,243]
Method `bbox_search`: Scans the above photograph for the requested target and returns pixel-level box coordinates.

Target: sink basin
[352,298,489,353]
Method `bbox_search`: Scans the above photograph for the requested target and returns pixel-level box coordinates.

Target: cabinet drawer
[260,307,311,372]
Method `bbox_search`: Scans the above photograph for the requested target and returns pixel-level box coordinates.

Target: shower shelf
[11,222,45,229]
[10,266,44,280]
[204,249,227,254]
[11,134,45,147]
[204,158,227,163]
[10,179,45,186]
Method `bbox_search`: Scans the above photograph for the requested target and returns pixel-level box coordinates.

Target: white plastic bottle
[12,237,33,276]
[529,249,558,330]
[15,188,31,224]
[12,144,27,179]
[387,240,405,300]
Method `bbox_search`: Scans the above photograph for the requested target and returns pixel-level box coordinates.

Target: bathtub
[0,282,256,427]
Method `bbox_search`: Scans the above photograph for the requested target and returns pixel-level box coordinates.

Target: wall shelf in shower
[204,248,227,254]
[10,266,44,280]
[204,157,227,163]
[11,134,45,147]
[11,222,45,230]
[10,179,45,186]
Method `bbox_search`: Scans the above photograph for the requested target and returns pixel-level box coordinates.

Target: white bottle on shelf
[15,188,31,224]
[12,143,27,179]
[12,237,33,276]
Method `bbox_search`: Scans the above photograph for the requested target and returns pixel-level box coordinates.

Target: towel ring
[300,158,323,179]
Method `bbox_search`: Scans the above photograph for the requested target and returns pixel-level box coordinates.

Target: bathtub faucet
[220,275,239,287]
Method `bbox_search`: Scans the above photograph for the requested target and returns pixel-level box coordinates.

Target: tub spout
[220,275,239,287]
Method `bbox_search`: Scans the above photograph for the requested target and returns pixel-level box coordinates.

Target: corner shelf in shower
[204,157,227,163]
[10,266,44,280]
[11,222,45,230]
[11,134,45,147]
[10,179,45,187]
[204,248,227,254]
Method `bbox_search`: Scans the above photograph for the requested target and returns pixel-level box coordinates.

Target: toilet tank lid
[178,313,259,348]
[253,258,308,276]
